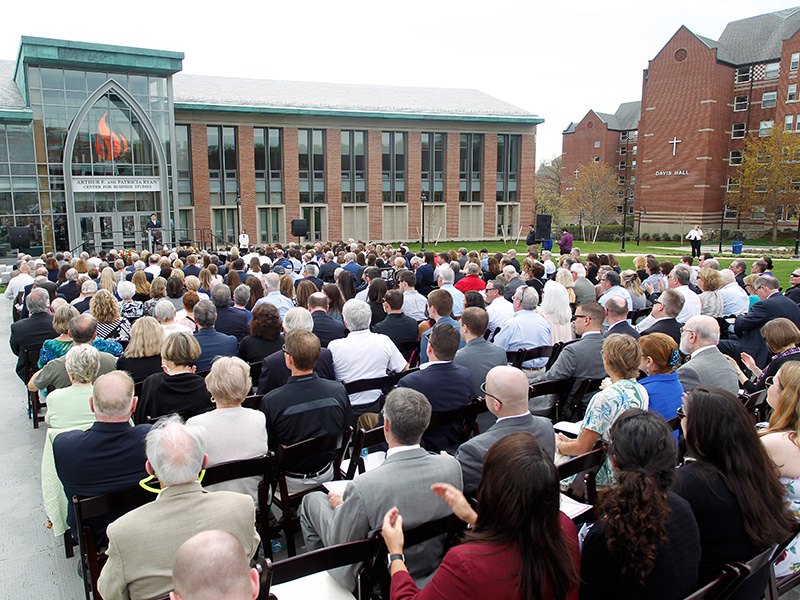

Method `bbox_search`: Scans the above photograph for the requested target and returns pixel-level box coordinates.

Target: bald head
[91,371,136,422]
[484,366,529,417]
[680,315,720,355]
[604,296,628,323]
[171,530,258,600]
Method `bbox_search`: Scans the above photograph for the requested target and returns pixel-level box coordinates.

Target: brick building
[0,37,541,254]
[562,7,800,236]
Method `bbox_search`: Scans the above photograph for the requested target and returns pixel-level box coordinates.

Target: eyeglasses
[766,376,781,390]
[571,314,588,322]
[676,406,686,419]
[792,273,800,278]
[281,344,289,356]
[480,382,503,405]
[681,328,695,336]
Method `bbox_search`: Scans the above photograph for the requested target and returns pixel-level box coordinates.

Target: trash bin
[732,241,743,254]
[543,236,553,251]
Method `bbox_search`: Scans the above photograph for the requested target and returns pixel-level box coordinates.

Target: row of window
[734,87,799,112]
[198,127,521,206]
[618,161,637,170]
[592,132,639,149]
[735,53,800,85]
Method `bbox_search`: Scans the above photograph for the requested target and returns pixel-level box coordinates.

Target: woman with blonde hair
[697,267,724,317]
[556,334,649,485]
[187,356,268,504]
[622,269,646,310]
[116,316,164,383]
[170,268,185,283]
[113,259,127,283]
[74,258,89,274]
[761,361,800,577]
[136,332,212,423]
[538,280,574,344]
[131,270,150,302]
[90,289,131,342]
[197,268,213,296]
[280,274,295,300]
[633,255,648,281]
[638,333,683,420]
[555,267,576,304]
[98,267,117,295]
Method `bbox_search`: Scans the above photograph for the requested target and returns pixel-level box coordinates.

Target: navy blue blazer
[193,327,238,371]
[214,306,250,343]
[256,347,336,395]
[415,263,435,294]
[311,310,347,348]
[295,276,324,291]
[182,264,202,277]
[397,362,473,452]
[57,280,80,303]
[52,421,151,544]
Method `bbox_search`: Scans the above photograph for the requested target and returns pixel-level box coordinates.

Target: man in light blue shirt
[597,270,633,311]
[419,290,465,364]
[719,269,750,316]
[396,270,428,322]
[437,266,465,318]
[254,272,294,321]
[494,286,551,376]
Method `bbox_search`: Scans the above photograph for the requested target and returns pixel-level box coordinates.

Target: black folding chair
[506,345,554,369]
[627,307,652,326]
[682,565,741,600]
[559,378,604,422]
[344,426,387,480]
[202,454,275,557]
[425,398,486,450]
[250,360,263,389]
[242,394,264,410]
[260,534,382,600]
[24,348,44,429]
[273,428,353,556]
[557,444,608,517]
[740,389,768,424]
[528,378,573,421]
[73,485,157,600]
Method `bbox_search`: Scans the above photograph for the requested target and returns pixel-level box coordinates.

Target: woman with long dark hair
[673,386,796,599]
[337,270,357,301]
[580,409,701,599]
[368,278,388,327]
[381,431,580,600]
[323,283,345,322]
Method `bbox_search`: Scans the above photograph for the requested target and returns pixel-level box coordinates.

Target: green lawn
[399,240,799,286]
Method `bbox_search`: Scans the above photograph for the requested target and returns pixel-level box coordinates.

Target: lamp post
[719,204,725,253]
[620,193,631,253]
[420,192,427,251]
[637,207,647,245]
[794,205,800,258]
[235,194,242,249]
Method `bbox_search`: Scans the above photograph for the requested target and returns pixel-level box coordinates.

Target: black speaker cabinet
[534,214,552,241]
[291,219,308,237]
[9,227,30,249]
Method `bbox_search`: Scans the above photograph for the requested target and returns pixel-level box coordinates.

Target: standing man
[145,213,162,252]
[556,228,573,255]
[238,229,250,254]
[526,223,539,254]
[686,225,703,258]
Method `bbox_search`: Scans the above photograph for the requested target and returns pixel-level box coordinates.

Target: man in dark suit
[52,371,151,546]
[9,288,57,382]
[19,277,57,319]
[455,365,555,496]
[57,268,80,303]
[145,213,162,252]
[530,301,608,416]
[71,280,97,314]
[257,307,336,394]
[604,296,641,339]
[295,263,324,291]
[319,252,338,283]
[182,254,202,278]
[413,256,435,295]
[372,289,419,359]
[638,289,685,345]
[210,285,249,343]
[308,293,346,348]
[730,259,748,290]
[225,258,251,284]
[397,324,473,452]
[192,300,238,371]
[720,275,800,368]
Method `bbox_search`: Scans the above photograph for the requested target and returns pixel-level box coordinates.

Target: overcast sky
[3,0,798,165]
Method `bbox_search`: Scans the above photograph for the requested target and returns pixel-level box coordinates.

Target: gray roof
[565,101,640,133]
[0,60,25,109]
[714,7,800,65]
[173,73,538,120]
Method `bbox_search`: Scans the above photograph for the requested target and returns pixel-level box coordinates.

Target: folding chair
[73,485,157,600]
[528,378,573,421]
[424,398,485,451]
[765,522,800,600]
[559,378,604,422]
[506,345,554,369]
[627,307,652,326]
[24,348,44,428]
[740,389,768,424]
[273,428,353,556]
[682,565,741,600]
[260,534,381,600]
[242,393,264,410]
[250,360,263,389]
[556,444,607,517]
[394,340,420,365]
[202,454,275,557]
[723,543,780,599]
[343,426,387,480]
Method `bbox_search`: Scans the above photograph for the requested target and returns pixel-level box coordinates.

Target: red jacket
[454,275,486,293]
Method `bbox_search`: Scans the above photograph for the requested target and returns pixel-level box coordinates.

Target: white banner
[72,177,161,192]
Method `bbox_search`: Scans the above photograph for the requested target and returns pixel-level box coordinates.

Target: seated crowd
[9,240,800,599]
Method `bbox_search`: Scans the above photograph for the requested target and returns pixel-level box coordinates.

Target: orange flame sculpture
[93,113,128,161]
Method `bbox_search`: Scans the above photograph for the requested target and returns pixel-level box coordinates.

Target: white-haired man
[97,417,259,600]
[254,272,294,320]
[329,299,407,417]
[676,315,739,395]
[437,265,465,318]
[719,268,750,316]
[494,286,551,379]
[501,264,524,301]
[10,288,56,381]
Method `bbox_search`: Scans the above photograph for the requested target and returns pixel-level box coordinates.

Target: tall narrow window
[789,85,797,102]
[421,132,444,203]
[496,134,519,203]
[734,95,748,111]
[207,125,238,205]
[341,130,366,203]
[792,52,800,71]
[382,131,406,203]
[459,133,483,202]
[298,129,325,204]
[254,127,283,205]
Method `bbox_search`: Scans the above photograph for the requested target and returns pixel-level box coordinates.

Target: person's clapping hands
[431,483,477,526]
[381,507,404,555]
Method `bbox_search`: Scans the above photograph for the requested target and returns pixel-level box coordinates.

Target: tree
[726,127,800,241]
[535,155,563,222]
[564,161,619,241]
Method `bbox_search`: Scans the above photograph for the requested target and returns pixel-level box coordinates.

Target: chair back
[557,444,607,509]
[560,378,604,422]
[73,485,157,600]
[242,394,263,410]
[249,360,263,388]
[345,426,387,480]
[506,345,553,369]
[529,378,573,421]
[724,544,779,598]
[628,307,651,325]
[273,427,354,556]
[203,454,274,550]
[24,347,44,428]
[262,534,381,600]
[741,389,768,423]
[683,565,741,600]
[425,398,485,448]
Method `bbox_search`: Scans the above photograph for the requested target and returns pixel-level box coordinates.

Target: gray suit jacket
[453,337,508,398]
[455,414,555,497]
[573,277,597,305]
[302,448,462,591]
[529,333,608,413]
[677,346,739,396]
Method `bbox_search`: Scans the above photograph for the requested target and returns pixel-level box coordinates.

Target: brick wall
[283,127,300,227]
[190,123,210,231]
[406,131,422,241]
[326,128,342,240]
[237,126,256,237]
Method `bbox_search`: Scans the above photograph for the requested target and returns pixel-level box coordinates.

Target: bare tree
[564,161,618,241]
[535,155,563,222]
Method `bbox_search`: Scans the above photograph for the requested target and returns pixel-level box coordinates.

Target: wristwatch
[387,553,405,567]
